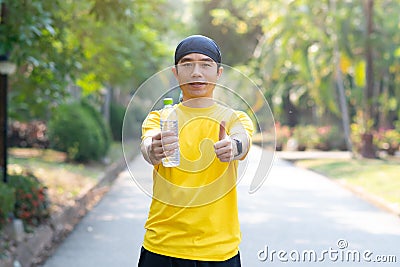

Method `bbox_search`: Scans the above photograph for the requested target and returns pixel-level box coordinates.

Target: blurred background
[0,0,399,263]
[2,0,400,161]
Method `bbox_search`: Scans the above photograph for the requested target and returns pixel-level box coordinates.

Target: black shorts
[138,247,241,267]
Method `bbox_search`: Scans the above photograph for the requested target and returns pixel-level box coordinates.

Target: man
[139,35,254,267]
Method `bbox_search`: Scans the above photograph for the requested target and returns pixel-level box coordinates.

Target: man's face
[172,53,223,100]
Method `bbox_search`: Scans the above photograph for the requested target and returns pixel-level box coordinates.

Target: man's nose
[191,63,202,77]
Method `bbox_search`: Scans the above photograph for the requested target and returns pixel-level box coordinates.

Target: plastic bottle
[160,98,180,167]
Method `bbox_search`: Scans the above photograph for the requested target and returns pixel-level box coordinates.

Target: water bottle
[160,98,180,167]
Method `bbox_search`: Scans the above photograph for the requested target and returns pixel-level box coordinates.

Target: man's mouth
[188,82,207,87]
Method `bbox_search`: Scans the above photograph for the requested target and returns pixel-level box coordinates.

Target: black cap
[174,35,222,65]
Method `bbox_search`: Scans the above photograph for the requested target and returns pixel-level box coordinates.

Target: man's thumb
[219,121,226,141]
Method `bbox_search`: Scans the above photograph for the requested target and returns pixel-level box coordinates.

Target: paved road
[42,147,400,267]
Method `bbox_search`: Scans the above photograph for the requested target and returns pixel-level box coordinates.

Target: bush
[122,101,148,139]
[275,123,291,150]
[81,100,112,155]
[109,102,126,141]
[315,125,340,150]
[48,102,108,162]
[0,183,15,229]
[292,125,319,150]
[8,173,49,227]
[8,120,49,148]
[350,111,375,154]
[374,129,400,155]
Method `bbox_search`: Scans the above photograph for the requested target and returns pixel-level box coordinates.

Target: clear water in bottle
[160,98,180,167]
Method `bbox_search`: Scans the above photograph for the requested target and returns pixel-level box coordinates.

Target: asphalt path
[41,146,400,267]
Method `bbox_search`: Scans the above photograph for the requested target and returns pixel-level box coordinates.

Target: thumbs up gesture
[219,120,226,141]
[214,121,236,162]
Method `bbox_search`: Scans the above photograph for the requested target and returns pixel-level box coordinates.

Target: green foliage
[5,0,181,120]
[292,125,319,150]
[118,100,148,140]
[81,99,112,155]
[282,124,343,151]
[350,111,375,153]
[315,125,342,150]
[3,0,81,120]
[201,0,400,145]
[48,102,108,162]
[193,0,262,66]
[60,0,174,95]
[109,102,126,141]
[374,129,400,155]
[0,183,15,229]
[8,173,50,227]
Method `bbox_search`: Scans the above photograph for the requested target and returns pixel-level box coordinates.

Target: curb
[1,153,133,267]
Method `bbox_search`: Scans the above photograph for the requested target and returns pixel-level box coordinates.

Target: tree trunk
[335,74,353,153]
[330,0,353,154]
[0,3,8,183]
[0,73,7,183]
[362,0,376,158]
[102,86,112,124]
[361,133,376,158]
[378,71,390,130]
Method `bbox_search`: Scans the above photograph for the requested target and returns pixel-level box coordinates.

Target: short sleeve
[142,110,161,140]
[229,111,254,138]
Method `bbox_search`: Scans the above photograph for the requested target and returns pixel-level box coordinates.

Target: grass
[295,158,400,208]
[7,141,138,213]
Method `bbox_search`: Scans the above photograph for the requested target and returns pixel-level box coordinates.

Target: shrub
[0,183,15,229]
[48,102,108,162]
[81,100,112,155]
[350,111,375,154]
[123,101,147,139]
[374,129,400,155]
[8,173,49,227]
[315,125,340,150]
[275,123,291,150]
[110,102,126,141]
[292,125,319,150]
[8,120,49,148]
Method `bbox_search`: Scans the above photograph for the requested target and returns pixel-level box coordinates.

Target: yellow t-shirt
[141,102,254,261]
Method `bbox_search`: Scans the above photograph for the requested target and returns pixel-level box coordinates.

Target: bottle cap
[163,98,173,105]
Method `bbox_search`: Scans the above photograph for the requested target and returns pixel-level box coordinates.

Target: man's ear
[217,66,223,79]
[172,66,178,78]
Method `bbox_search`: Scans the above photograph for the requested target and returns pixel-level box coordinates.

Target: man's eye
[182,63,193,67]
[202,63,212,67]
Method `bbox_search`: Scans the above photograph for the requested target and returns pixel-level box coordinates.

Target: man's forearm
[231,132,251,160]
[141,137,161,165]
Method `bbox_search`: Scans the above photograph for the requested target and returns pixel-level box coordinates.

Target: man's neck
[182,97,215,108]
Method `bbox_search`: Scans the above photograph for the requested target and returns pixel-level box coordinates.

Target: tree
[193,0,263,66]
[1,0,75,120]
[202,0,400,156]
[330,0,353,153]
[3,0,180,120]
[0,0,185,181]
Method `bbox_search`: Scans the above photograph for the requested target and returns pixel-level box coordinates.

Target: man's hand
[142,131,179,165]
[214,121,237,162]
